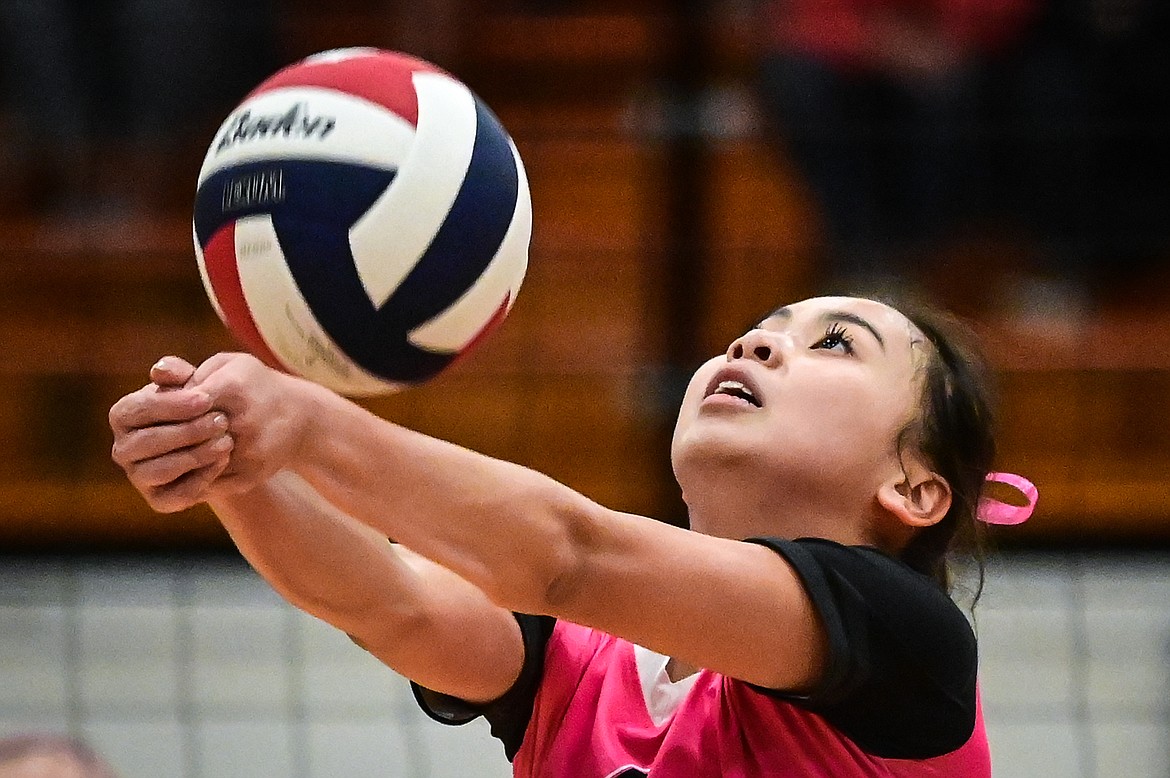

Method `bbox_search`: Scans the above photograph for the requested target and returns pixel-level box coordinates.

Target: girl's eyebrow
[824,311,886,350]
[764,307,886,351]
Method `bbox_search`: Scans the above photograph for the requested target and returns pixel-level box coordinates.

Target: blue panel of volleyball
[192,48,531,396]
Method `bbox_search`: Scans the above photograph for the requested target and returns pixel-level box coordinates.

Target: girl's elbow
[483,481,595,616]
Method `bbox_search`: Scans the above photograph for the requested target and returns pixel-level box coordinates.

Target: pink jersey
[513,621,991,778]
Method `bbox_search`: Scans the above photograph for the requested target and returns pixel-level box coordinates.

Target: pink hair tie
[978,472,1037,525]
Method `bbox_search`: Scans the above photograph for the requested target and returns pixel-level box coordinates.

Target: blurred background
[0,0,1168,775]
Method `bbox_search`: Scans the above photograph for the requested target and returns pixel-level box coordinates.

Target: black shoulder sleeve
[411,613,555,761]
[744,537,978,759]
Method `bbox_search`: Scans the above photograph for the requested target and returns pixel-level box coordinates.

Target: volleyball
[192,48,531,396]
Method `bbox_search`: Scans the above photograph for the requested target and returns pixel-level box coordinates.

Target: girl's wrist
[284,373,332,469]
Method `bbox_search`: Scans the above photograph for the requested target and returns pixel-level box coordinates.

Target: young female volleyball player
[108,295,1034,776]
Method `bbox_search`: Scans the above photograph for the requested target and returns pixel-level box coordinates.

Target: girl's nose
[726,330,784,368]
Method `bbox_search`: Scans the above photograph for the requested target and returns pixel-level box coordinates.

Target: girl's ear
[877,466,952,529]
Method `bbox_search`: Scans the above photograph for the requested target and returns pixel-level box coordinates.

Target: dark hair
[879,297,998,595]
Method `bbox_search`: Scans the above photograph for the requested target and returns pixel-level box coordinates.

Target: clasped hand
[109,352,309,513]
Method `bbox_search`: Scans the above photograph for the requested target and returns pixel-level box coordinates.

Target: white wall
[2,551,1167,777]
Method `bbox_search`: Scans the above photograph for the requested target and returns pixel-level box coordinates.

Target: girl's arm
[191,353,828,692]
[110,359,525,704]
[208,471,525,703]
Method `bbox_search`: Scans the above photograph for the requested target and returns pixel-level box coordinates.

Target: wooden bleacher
[1,3,1168,551]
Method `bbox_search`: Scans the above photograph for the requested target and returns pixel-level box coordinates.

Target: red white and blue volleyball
[193,48,531,396]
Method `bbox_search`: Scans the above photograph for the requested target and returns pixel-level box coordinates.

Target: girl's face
[671,297,927,520]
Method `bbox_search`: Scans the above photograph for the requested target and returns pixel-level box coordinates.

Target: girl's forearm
[209,468,526,701]
[209,470,423,636]
[288,380,591,613]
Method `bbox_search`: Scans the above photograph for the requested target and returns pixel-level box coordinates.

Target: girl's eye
[812,323,854,355]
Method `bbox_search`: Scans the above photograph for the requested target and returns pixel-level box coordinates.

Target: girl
[108,295,1033,776]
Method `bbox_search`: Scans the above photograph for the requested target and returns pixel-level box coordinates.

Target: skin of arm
[110,358,525,704]
[181,353,828,692]
[210,471,525,703]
